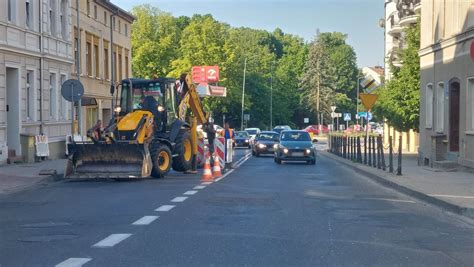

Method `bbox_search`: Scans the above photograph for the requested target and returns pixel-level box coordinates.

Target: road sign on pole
[343,113,351,121]
[331,106,336,112]
[359,93,378,110]
[304,118,309,123]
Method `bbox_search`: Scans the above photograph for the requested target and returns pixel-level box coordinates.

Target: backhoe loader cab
[65,77,195,179]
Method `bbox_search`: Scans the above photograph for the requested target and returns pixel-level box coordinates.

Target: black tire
[276,158,282,164]
[172,130,193,172]
[252,150,256,156]
[150,141,172,178]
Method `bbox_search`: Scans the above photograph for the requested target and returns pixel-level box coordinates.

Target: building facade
[0,0,133,164]
[0,0,74,163]
[382,0,420,153]
[419,0,474,169]
[71,0,133,134]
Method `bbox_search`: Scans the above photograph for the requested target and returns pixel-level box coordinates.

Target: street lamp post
[240,58,247,131]
[270,59,274,130]
[356,77,364,126]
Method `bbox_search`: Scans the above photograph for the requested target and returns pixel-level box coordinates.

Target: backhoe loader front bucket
[65,142,153,179]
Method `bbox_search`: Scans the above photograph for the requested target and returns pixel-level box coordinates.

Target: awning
[74,97,98,106]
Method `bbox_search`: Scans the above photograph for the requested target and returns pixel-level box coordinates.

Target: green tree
[373,21,420,132]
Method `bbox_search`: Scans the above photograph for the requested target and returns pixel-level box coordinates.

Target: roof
[260,131,279,134]
[370,66,385,76]
[96,0,135,22]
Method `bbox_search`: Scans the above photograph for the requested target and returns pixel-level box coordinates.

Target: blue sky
[113,0,385,68]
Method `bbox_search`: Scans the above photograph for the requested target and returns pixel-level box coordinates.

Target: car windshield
[281,132,310,142]
[246,130,257,135]
[258,133,279,141]
[236,131,249,138]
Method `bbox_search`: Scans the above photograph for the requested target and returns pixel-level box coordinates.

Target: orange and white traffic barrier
[201,153,214,181]
[212,153,222,178]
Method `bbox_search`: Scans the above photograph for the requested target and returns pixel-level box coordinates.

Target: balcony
[397,0,419,26]
[387,13,402,36]
[414,1,421,12]
[400,14,418,27]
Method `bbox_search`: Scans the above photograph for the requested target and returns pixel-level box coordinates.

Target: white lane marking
[201,182,213,185]
[171,196,188,202]
[214,169,234,182]
[234,153,252,168]
[55,258,92,267]
[184,190,198,195]
[193,185,206,190]
[155,205,175,212]
[132,215,159,225]
[92,234,132,248]
[429,194,474,199]
[363,198,416,204]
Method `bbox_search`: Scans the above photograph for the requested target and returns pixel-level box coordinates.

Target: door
[6,67,21,155]
[449,81,460,152]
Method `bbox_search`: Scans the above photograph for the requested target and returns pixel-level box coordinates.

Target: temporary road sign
[343,113,351,121]
[359,93,378,110]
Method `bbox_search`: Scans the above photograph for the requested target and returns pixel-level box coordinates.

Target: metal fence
[329,135,403,175]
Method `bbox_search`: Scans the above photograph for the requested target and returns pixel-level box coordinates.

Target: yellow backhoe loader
[65,74,208,179]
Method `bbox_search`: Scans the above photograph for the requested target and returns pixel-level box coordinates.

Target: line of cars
[236,126,317,165]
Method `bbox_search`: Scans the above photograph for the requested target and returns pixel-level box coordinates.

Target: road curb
[321,151,474,219]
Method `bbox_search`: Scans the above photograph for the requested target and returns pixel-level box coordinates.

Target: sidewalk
[322,151,474,219]
[0,159,66,195]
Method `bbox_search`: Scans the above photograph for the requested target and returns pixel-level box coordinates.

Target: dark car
[274,130,317,165]
[234,131,251,148]
[273,125,292,135]
[252,131,280,156]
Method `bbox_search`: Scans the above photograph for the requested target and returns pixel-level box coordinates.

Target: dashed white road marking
[363,198,416,204]
[132,215,159,225]
[55,258,92,267]
[193,185,206,190]
[429,194,474,199]
[171,196,188,202]
[201,182,213,185]
[155,205,176,212]
[92,233,132,248]
[184,190,198,195]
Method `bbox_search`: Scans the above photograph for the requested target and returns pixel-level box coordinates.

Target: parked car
[274,130,317,165]
[273,125,292,135]
[234,131,251,148]
[252,131,280,156]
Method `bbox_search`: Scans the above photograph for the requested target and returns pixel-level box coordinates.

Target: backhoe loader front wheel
[172,129,193,172]
[150,141,172,178]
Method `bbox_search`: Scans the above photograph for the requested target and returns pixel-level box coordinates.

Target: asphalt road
[1,147,473,266]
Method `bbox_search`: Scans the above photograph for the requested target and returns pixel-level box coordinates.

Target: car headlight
[305,148,311,154]
[245,139,249,142]
[258,143,266,149]
[283,148,289,154]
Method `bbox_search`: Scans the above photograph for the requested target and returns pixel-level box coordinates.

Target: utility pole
[76,0,82,135]
[240,58,247,131]
[356,77,363,125]
[110,13,116,110]
[270,59,274,129]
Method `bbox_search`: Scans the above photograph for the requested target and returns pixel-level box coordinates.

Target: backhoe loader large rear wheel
[150,141,172,178]
[172,129,193,172]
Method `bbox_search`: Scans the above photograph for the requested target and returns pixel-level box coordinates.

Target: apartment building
[382,0,420,153]
[419,0,474,169]
[0,0,74,163]
[71,0,133,134]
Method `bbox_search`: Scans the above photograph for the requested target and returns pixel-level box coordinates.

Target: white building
[0,0,74,163]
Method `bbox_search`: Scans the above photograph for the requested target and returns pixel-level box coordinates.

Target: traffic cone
[201,153,213,181]
[212,153,222,178]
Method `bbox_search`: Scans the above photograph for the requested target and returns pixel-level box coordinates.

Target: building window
[94,44,100,78]
[425,84,433,129]
[118,52,122,81]
[113,17,116,31]
[468,78,474,131]
[59,74,68,120]
[125,23,128,37]
[104,45,109,80]
[125,55,129,78]
[118,20,121,33]
[26,70,35,121]
[74,29,79,64]
[86,41,92,76]
[86,0,90,16]
[25,0,31,29]
[436,83,444,133]
[94,5,97,19]
[8,0,15,22]
[49,0,56,35]
[49,73,57,120]
[104,11,107,25]
[60,0,67,40]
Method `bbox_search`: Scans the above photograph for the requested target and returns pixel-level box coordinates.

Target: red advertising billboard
[192,66,220,83]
